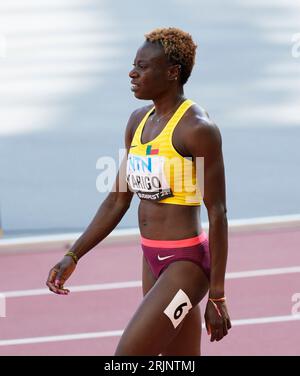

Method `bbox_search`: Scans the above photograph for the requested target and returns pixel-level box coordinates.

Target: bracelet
[209,297,226,303]
[65,251,78,264]
[208,298,226,317]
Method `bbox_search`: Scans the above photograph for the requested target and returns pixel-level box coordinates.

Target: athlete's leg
[114,260,209,356]
[141,256,203,355]
[161,304,202,355]
[142,256,204,355]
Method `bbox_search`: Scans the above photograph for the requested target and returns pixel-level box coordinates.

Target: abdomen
[138,200,202,240]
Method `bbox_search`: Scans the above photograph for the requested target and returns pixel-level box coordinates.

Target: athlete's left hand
[204,300,232,342]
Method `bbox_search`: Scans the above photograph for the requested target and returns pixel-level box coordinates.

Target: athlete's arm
[65,113,136,261]
[189,119,227,298]
[184,115,231,341]
[46,111,136,294]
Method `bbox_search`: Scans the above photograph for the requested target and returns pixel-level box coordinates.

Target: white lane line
[0,228,141,246]
[0,330,124,347]
[226,266,300,279]
[1,213,300,248]
[2,266,300,298]
[2,281,142,298]
[231,314,300,326]
[1,314,300,347]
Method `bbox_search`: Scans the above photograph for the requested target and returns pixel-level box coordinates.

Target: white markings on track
[0,330,123,347]
[2,280,142,298]
[1,314,300,347]
[2,266,300,298]
[226,266,300,279]
[2,213,300,249]
[231,314,300,327]
[1,264,300,348]
[0,293,6,317]
[1,213,300,249]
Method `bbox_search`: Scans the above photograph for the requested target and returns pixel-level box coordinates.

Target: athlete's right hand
[46,256,76,295]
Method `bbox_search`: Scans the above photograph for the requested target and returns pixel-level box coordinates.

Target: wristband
[209,297,226,303]
[65,251,78,264]
[208,297,226,317]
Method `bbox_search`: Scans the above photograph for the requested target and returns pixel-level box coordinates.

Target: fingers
[46,268,59,293]
[46,267,69,295]
[210,327,218,342]
[206,302,232,342]
[210,321,224,342]
[205,319,211,336]
[219,303,232,332]
[47,268,57,285]
[223,318,228,337]
[54,277,70,295]
[205,315,223,342]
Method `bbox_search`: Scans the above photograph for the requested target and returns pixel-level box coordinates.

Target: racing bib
[126,154,173,201]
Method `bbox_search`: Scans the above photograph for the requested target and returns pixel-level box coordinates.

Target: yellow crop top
[126,99,202,206]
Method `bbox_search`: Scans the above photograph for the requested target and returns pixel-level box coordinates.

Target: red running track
[0,226,300,356]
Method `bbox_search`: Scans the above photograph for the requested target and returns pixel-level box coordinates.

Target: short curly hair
[144,27,197,85]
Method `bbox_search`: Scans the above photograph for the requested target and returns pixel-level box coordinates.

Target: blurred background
[0,0,299,237]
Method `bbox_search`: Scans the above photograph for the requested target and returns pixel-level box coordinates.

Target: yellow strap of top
[132,107,155,145]
[162,99,195,138]
[133,99,195,145]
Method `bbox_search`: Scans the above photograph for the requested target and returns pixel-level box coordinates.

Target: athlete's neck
[152,91,185,118]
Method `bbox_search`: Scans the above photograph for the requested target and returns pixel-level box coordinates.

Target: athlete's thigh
[162,261,207,356]
[114,260,209,356]
[143,256,203,356]
[162,304,202,356]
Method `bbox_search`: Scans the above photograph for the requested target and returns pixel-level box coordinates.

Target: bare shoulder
[124,104,153,148]
[183,104,222,155]
[187,104,221,138]
[186,106,221,141]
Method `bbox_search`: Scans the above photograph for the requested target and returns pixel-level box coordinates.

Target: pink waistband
[141,231,207,248]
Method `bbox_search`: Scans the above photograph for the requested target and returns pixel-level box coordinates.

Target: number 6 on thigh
[163,289,193,329]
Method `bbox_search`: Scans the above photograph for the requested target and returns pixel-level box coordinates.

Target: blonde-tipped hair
[145,27,197,84]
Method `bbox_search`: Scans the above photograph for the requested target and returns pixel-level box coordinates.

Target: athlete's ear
[168,64,181,81]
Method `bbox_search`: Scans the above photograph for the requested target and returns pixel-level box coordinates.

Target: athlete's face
[129,41,173,100]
